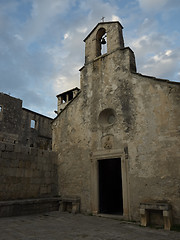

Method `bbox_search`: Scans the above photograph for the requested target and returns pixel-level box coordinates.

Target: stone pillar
[163,210,172,230]
[140,208,149,227]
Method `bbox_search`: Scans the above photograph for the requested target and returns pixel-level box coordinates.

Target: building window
[0,106,2,112]
[31,119,36,129]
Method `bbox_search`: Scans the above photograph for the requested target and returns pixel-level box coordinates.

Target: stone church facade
[52,21,180,224]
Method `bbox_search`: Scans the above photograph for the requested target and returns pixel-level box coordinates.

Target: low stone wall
[0,142,58,201]
[0,197,60,217]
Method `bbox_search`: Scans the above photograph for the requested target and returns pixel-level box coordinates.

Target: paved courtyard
[0,211,179,240]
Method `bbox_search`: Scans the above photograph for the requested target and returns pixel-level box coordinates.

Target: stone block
[0,143,5,151]
[38,149,44,157]
[163,210,170,217]
[47,185,51,193]
[45,172,51,178]
[140,209,149,227]
[40,186,48,195]
[25,160,31,169]
[18,160,26,168]
[7,167,16,177]
[163,210,172,230]
[163,216,172,230]
[16,168,24,178]
[14,144,22,153]
[140,208,145,215]
[31,162,36,170]
[24,169,33,178]
[32,169,39,178]
[5,143,14,152]
[30,147,38,156]
[50,151,58,160]
[9,159,16,168]
[2,152,10,159]
[60,196,81,214]
[8,152,17,160]
[42,150,49,158]
[21,146,31,155]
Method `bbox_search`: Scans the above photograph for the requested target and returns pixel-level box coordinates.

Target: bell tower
[83,21,125,64]
[80,21,137,91]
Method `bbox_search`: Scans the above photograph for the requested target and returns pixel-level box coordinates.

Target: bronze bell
[101,38,106,44]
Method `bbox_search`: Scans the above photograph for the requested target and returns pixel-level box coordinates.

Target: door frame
[90,149,130,220]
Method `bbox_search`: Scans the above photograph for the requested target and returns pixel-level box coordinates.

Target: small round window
[98,108,116,127]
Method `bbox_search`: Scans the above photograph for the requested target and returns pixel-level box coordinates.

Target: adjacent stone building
[0,93,58,217]
[0,93,52,149]
[52,21,180,225]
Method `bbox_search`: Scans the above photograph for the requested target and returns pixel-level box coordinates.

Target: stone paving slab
[0,211,179,240]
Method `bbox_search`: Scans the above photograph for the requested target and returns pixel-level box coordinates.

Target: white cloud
[76,27,88,33]
[138,0,180,12]
[22,0,74,43]
[64,33,70,40]
[140,49,180,80]
[79,0,120,23]
[165,49,172,57]
[53,74,80,95]
[130,30,180,81]
[131,33,170,59]
[132,35,149,49]
[137,18,158,34]
[111,15,120,22]
[138,0,168,11]
[14,34,23,41]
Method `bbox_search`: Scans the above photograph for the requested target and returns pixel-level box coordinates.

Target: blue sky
[0,0,180,118]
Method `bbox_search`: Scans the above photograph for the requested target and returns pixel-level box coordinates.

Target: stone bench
[140,203,172,230]
[59,196,80,214]
[0,197,61,217]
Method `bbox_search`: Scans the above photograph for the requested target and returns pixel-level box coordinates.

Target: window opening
[68,91,73,101]
[96,28,107,57]
[101,33,107,55]
[61,94,66,104]
[31,119,36,128]
[0,106,2,112]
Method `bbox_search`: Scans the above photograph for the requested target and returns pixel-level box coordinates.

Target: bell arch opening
[96,28,107,57]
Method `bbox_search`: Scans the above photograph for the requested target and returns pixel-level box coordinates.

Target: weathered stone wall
[0,142,58,201]
[128,74,180,224]
[52,94,92,213]
[0,93,22,143]
[22,108,52,149]
[0,93,52,149]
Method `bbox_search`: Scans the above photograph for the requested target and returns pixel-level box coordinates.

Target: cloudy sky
[0,0,180,118]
